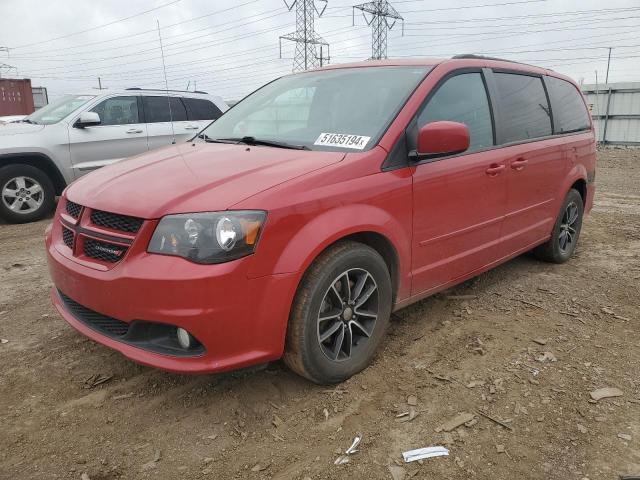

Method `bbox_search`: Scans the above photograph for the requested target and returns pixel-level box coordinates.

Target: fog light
[176,328,193,349]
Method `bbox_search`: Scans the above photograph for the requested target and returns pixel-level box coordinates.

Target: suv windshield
[201,66,430,151]
[26,94,96,125]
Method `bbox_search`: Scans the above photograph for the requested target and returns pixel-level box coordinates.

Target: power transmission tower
[353,0,403,60]
[0,47,16,78]
[280,0,330,72]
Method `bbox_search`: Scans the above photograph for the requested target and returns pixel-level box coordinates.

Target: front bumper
[46,223,299,374]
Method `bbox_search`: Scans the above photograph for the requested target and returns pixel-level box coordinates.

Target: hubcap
[558,201,579,254]
[317,268,379,362]
[1,176,44,214]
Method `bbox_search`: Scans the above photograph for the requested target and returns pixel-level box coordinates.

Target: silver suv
[0,88,228,223]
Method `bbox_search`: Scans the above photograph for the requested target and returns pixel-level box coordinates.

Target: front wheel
[534,188,584,263]
[284,241,392,384]
[0,164,55,224]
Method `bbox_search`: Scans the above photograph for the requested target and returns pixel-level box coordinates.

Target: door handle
[126,129,143,134]
[485,163,506,176]
[511,158,528,171]
[184,125,200,130]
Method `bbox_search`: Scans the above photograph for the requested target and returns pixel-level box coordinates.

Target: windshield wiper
[19,118,36,124]
[219,136,310,150]
[198,134,237,144]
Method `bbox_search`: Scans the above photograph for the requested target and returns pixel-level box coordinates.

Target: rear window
[546,76,591,133]
[494,73,552,143]
[183,98,223,121]
[142,96,187,123]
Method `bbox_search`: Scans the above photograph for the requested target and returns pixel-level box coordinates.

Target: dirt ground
[1,150,639,480]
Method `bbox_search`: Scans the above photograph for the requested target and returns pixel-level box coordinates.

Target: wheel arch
[0,153,67,195]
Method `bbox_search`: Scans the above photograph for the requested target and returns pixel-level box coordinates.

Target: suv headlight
[148,211,266,264]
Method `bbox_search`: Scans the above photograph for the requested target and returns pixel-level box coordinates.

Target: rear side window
[90,96,139,126]
[417,73,494,152]
[494,73,552,143]
[142,96,187,123]
[546,76,590,133]
[183,98,223,121]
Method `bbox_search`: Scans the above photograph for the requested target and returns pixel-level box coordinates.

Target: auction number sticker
[314,133,371,150]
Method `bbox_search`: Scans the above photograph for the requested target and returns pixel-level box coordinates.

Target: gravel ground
[1,149,639,480]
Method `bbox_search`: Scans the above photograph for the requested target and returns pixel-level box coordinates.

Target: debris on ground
[251,463,269,472]
[140,449,161,471]
[402,446,449,463]
[435,412,475,432]
[334,433,362,465]
[536,351,557,363]
[590,387,624,402]
[618,433,632,441]
[388,465,406,480]
[83,374,113,389]
[532,338,547,346]
[0,338,8,344]
[476,410,514,432]
[407,395,418,406]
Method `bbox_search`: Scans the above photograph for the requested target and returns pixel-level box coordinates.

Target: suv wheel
[0,164,55,224]
[284,241,392,384]
[534,188,584,263]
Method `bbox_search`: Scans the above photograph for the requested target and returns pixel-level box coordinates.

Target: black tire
[284,241,393,384]
[0,164,55,224]
[534,188,584,263]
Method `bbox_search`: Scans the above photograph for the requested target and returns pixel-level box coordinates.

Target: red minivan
[46,56,596,384]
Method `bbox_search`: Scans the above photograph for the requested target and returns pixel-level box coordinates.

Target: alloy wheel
[558,201,579,254]
[317,268,379,362]
[1,176,44,214]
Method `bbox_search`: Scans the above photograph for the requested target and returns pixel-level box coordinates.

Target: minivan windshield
[25,94,96,125]
[201,66,430,151]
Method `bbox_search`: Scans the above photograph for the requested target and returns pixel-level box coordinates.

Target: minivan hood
[67,142,345,218]
[0,122,46,136]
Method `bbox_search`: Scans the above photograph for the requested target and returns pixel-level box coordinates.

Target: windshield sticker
[314,133,371,150]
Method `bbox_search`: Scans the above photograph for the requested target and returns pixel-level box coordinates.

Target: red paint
[417,121,470,156]
[0,78,35,115]
[45,58,596,374]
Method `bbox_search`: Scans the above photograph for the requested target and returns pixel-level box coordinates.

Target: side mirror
[412,121,470,160]
[74,112,101,128]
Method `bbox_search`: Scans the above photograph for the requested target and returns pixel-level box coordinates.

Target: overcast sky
[0,0,638,101]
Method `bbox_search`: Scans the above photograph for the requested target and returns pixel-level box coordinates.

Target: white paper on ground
[402,446,449,463]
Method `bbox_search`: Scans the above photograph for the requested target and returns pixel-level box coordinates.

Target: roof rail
[125,87,209,94]
[451,54,550,70]
[451,54,520,63]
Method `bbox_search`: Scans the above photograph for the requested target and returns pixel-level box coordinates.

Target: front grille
[58,291,129,337]
[66,200,82,219]
[62,227,74,249]
[83,238,128,263]
[91,209,143,233]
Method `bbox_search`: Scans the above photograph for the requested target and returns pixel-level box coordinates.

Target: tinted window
[142,96,187,123]
[90,96,139,126]
[418,73,494,152]
[546,76,590,133]
[494,73,552,143]
[184,98,223,121]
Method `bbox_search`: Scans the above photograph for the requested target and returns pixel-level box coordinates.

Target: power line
[9,0,183,50]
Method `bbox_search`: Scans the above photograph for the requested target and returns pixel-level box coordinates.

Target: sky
[0,0,638,101]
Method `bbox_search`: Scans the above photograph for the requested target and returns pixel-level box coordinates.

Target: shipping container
[0,78,35,115]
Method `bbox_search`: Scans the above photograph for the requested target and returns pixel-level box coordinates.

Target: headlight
[147,211,266,264]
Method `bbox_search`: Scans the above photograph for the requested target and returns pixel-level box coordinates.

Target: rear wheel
[284,241,392,384]
[534,188,584,263]
[0,164,55,223]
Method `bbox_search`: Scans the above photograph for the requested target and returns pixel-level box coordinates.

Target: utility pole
[353,0,404,60]
[280,0,329,72]
[605,47,612,84]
